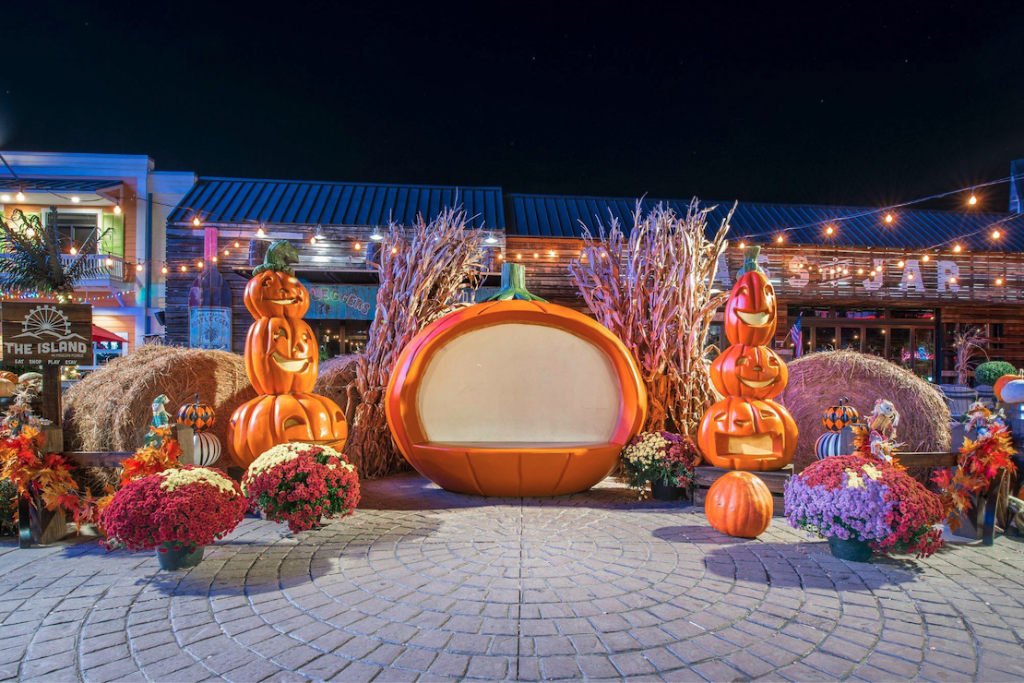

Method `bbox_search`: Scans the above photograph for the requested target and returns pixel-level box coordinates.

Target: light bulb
[69,246,77,255]
[497,253,504,260]
[234,241,240,248]
[71,196,80,203]
[825,226,834,236]
[256,227,266,238]
[180,265,187,272]
[105,257,113,267]
[922,254,930,262]
[950,276,957,284]
[533,253,539,259]
[310,236,318,245]
[16,191,25,202]
[885,213,893,224]
[223,249,229,256]
[776,235,784,243]
[969,194,978,206]
[548,250,556,257]
[161,266,168,274]
[992,230,1001,239]
[857,268,864,275]
[370,230,384,241]
[953,244,962,253]
[485,233,498,245]
[192,216,201,227]
[25,228,35,238]
[136,264,144,272]
[114,204,122,215]
[516,253,522,260]
[738,241,746,249]
[211,256,218,263]
[197,261,204,269]
[897,260,905,268]
[391,247,398,254]
[996,278,1004,286]
[908,273,914,280]
[0,194,9,202]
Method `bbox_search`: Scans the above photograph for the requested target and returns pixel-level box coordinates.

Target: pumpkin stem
[253,240,300,275]
[484,263,547,302]
[737,245,764,276]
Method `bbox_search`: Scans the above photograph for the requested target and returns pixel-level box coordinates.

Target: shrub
[974,361,1016,387]
[0,480,17,536]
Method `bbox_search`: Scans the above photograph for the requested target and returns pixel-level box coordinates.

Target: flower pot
[828,536,872,562]
[157,544,205,571]
[651,480,681,501]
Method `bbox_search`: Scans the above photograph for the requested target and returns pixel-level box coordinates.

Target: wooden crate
[693,465,794,516]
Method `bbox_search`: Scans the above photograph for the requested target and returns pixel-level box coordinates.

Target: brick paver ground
[1,472,1023,682]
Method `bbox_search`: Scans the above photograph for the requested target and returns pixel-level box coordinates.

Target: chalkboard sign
[1,302,94,366]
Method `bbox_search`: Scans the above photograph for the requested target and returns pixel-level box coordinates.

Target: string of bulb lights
[0,164,1021,299]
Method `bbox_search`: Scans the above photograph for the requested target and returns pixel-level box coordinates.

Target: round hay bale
[314,353,361,432]
[776,350,951,473]
[63,345,256,456]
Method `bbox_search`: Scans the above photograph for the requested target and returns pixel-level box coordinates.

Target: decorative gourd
[704,471,773,538]
[192,432,222,467]
[1001,379,1024,404]
[228,239,347,469]
[698,396,797,471]
[244,317,318,394]
[723,247,777,346]
[243,241,310,319]
[815,432,843,460]
[0,371,17,385]
[386,262,646,497]
[710,344,787,399]
[0,379,15,398]
[994,372,1024,402]
[822,397,859,433]
[229,393,348,467]
[18,372,42,393]
[176,394,216,434]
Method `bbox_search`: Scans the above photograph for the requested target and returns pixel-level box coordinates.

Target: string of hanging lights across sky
[0,167,1021,301]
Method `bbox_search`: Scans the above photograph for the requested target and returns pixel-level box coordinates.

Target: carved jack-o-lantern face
[228,393,348,469]
[244,317,318,394]
[244,270,310,319]
[710,344,787,400]
[698,396,796,471]
[724,270,777,346]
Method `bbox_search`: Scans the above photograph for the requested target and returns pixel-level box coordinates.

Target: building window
[51,212,101,254]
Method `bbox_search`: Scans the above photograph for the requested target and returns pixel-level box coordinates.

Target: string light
[922,254,930,262]
[953,244,962,253]
[25,227,35,238]
[950,276,957,284]
[161,266,168,274]
[192,216,201,227]
[516,253,522,260]
[391,247,398,254]
[234,241,240,248]
[16,191,25,202]
[370,229,383,241]
[105,257,114,267]
[180,265,187,272]
[968,193,978,206]
[197,261,204,269]
[533,252,539,258]
[353,242,361,250]
[897,260,905,268]
[825,225,834,236]
[548,250,556,257]
[484,233,498,245]
[211,256,218,263]
[69,246,77,255]
[223,249,229,256]
[885,213,894,224]
[992,229,1001,239]
[0,194,9,202]
[256,226,266,238]
[995,277,1004,286]
[71,196,80,203]
[776,235,784,243]
[857,268,864,275]
[135,264,143,272]
[497,253,504,260]
[908,272,915,281]
[114,204,122,215]
[310,235,318,245]
[738,241,746,249]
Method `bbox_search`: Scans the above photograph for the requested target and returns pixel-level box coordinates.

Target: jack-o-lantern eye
[715,412,727,421]
[262,279,271,288]
[734,419,750,427]
[274,328,288,340]
[736,357,747,366]
[768,356,779,367]
[738,286,748,296]
[759,409,774,418]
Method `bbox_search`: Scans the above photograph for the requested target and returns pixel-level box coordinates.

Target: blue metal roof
[168,177,504,231]
[507,194,1024,252]
[1011,159,1024,214]
[0,177,123,193]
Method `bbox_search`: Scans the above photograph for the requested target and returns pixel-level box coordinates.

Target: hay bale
[63,345,255,454]
[313,354,361,426]
[776,350,951,473]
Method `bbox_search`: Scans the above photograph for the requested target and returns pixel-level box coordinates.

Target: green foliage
[0,208,98,297]
[0,480,17,536]
[975,361,1016,387]
[253,240,299,275]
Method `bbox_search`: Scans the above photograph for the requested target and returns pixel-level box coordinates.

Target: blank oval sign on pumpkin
[387,266,646,497]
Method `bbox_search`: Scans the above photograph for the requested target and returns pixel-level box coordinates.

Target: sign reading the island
[1,302,94,366]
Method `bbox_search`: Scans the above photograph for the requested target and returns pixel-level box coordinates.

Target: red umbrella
[92,325,125,344]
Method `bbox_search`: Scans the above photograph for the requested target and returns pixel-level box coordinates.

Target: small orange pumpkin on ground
[705,471,773,538]
[723,247,777,347]
[228,393,348,469]
[243,241,310,319]
[386,263,646,497]
[244,316,318,394]
[698,396,797,471]
[710,344,787,400]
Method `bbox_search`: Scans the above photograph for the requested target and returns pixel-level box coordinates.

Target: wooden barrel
[815,432,844,460]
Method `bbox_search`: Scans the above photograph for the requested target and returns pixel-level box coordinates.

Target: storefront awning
[92,325,125,343]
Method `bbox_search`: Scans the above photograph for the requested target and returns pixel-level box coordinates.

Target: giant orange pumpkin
[705,471,773,538]
[228,240,347,469]
[229,393,348,468]
[710,344,787,400]
[698,396,797,471]
[724,247,777,346]
[244,317,318,394]
[243,241,310,319]
[386,263,646,497]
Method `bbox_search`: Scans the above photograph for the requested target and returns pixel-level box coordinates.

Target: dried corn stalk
[570,200,733,435]
[345,209,484,477]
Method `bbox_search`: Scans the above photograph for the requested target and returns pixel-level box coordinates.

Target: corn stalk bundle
[345,209,484,477]
[569,200,733,435]
[950,326,988,386]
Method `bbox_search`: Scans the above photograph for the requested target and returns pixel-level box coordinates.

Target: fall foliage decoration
[228,241,347,468]
[704,471,773,538]
[698,247,797,470]
[569,200,733,436]
[387,262,646,496]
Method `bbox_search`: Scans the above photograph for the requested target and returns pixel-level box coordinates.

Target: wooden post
[40,365,62,427]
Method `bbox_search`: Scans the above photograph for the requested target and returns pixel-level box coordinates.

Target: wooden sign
[1,302,94,366]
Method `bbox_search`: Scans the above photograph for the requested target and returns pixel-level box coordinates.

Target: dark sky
[3,1,1024,210]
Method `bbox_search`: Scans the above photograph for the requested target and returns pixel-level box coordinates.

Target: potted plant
[242,443,360,533]
[784,455,944,562]
[101,466,246,570]
[621,431,700,501]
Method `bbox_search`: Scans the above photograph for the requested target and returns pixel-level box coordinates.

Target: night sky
[3,1,1024,210]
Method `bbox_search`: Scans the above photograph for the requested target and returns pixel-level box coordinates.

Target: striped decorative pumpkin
[815,432,844,460]
[704,471,773,538]
[192,432,222,467]
[823,398,859,433]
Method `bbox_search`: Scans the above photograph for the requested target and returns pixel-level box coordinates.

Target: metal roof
[507,194,1024,252]
[168,177,504,231]
[0,177,124,193]
[1011,159,1024,214]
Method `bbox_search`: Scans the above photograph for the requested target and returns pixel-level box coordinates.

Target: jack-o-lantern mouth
[719,434,778,458]
[735,310,771,326]
[263,297,301,305]
[271,352,309,373]
[739,377,776,389]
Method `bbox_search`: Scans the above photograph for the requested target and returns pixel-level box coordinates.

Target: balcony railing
[60,254,134,284]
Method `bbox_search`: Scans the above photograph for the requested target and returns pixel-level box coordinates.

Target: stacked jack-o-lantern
[227,241,348,469]
[699,246,797,471]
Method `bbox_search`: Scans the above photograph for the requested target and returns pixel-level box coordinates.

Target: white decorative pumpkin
[0,379,15,398]
[193,432,222,467]
[1000,379,1024,405]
